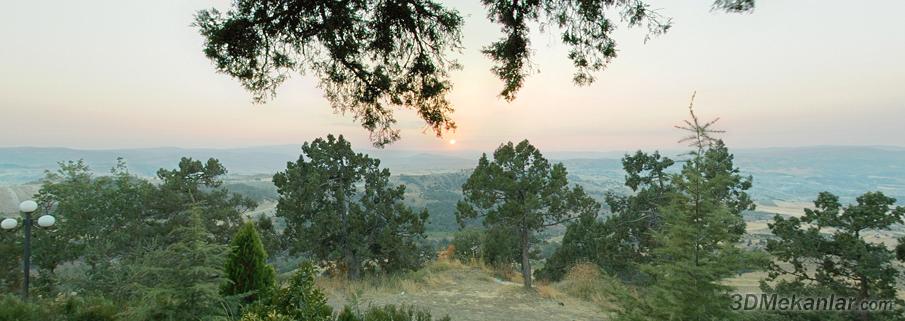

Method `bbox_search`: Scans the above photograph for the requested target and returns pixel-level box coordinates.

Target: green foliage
[32,158,257,296]
[612,104,763,321]
[536,216,610,282]
[56,296,119,321]
[544,138,755,283]
[457,139,599,287]
[273,135,429,278]
[0,295,117,321]
[255,216,286,257]
[151,157,257,244]
[540,151,676,282]
[33,159,156,293]
[0,230,21,293]
[223,222,277,304]
[121,208,230,321]
[614,147,765,321]
[451,228,484,261]
[763,191,905,321]
[337,305,451,321]
[195,1,753,146]
[194,0,463,146]
[481,224,538,267]
[239,310,294,321]
[242,261,333,321]
[450,226,534,266]
[0,294,50,321]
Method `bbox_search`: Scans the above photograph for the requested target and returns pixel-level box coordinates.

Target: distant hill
[0,146,475,184]
[2,145,903,222]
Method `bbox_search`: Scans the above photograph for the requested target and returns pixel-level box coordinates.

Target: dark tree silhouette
[195,1,755,146]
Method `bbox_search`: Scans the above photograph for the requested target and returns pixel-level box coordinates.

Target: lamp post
[1,200,56,300]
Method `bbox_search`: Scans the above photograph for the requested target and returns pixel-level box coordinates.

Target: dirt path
[326,266,610,321]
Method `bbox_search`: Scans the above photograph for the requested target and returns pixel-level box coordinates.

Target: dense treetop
[196,0,755,146]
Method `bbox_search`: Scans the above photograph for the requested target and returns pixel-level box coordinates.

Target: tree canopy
[456,139,599,288]
[223,222,277,304]
[195,0,755,146]
[273,134,429,278]
[764,191,905,321]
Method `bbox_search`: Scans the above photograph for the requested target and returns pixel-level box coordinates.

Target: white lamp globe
[37,215,56,228]
[1,218,17,230]
[19,200,38,213]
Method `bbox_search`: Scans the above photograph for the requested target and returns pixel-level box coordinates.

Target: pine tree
[615,148,764,321]
[196,1,753,147]
[122,207,229,321]
[151,157,258,244]
[764,192,905,321]
[273,135,429,278]
[223,222,277,304]
[457,140,600,288]
[614,94,763,321]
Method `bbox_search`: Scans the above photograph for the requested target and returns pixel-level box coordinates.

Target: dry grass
[553,263,619,310]
[536,283,566,300]
[316,260,462,298]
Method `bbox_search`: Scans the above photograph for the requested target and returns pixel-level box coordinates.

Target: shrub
[57,296,119,321]
[0,295,50,321]
[555,262,619,309]
[0,295,117,321]
[451,228,484,261]
[223,222,277,304]
[239,309,294,321]
[242,261,333,321]
[337,305,450,321]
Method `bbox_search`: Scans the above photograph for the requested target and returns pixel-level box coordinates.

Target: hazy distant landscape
[3,144,903,201]
[4,144,903,233]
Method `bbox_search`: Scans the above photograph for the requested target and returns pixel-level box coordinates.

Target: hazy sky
[1,0,903,152]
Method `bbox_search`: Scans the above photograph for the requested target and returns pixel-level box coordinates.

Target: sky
[1,0,903,153]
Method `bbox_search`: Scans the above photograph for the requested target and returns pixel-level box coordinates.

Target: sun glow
[448,139,457,145]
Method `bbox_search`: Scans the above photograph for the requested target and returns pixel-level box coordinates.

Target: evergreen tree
[543,94,754,282]
[273,135,429,278]
[223,222,277,304]
[255,216,286,258]
[33,159,156,294]
[615,146,764,321]
[122,207,229,321]
[272,262,334,321]
[151,157,257,244]
[195,1,753,146]
[457,140,599,288]
[763,192,905,321]
[614,95,763,321]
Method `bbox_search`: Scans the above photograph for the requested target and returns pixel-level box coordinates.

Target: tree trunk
[859,275,870,321]
[521,228,532,288]
[346,250,360,279]
[340,187,360,279]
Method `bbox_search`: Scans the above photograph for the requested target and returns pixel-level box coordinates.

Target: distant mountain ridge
[1,145,903,205]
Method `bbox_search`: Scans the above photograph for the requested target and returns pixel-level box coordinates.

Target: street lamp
[1,200,55,300]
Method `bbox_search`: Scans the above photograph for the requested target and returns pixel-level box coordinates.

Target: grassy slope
[318,260,611,321]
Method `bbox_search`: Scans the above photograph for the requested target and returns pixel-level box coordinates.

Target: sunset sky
[1,0,903,153]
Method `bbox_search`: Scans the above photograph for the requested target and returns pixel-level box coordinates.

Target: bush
[57,296,119,321]
[0,295,50,321]
[554,262,620,309]
[223,222,277,304]
[242,261,333,321]
[451,228,484,261]
[337,305,450,321]
[0,295,118,321]
[482,225,539,267]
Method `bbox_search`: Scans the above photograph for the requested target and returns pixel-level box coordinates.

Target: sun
[448,139,457,145]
